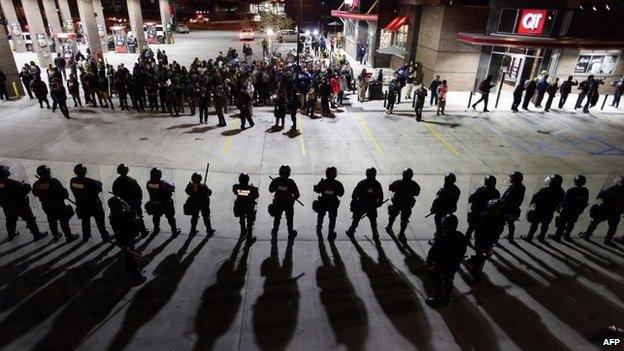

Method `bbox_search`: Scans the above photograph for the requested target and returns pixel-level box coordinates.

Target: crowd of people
[1,161,622,305]
[11,40,358,128]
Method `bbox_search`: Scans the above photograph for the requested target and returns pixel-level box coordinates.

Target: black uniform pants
[584,214,621,241]
[613,88,622,107]
[55,99,70,118]
[473,93,489,110]
[152,204,177,233]
[317,204,338,233]
[415,103,424,121]
[558,92,570,109]
[511,93,522,111]
[190,207,212,233]
[553,212,581,239]
[575,92,587,109]
[118,92,128,109]
[199,103,209,123]
[23,81,34,98]
[37,96,50,108]
[431,269,455,301]
[240,110,254,129]
[121,241,141,278]
[216,107,226,126]
[148,94,158,110]
[46,212,72,237]
[388,204,412,235]
[544,93,555,111]
[3,207,41,238]
[273,203,295,233]
[527,213,554,240]
[348,207,378,235]
[71,93,82,107]
[240,209,256,236]
[79,205,109,238]
[188,101,196,116]
[290,111,297,130]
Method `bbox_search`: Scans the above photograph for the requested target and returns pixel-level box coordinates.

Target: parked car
[276,29,297,43]
[239,28,255,41]
[175,24,190,33]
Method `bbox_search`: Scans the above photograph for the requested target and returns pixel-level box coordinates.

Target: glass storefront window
[574,50,621,75]
[379,29,392,49]
[393,24,408,49]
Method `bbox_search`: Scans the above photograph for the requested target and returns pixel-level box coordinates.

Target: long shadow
[184,125,221,134]
[468,267,573,351]
[571,239,624,263]
[0,242,108,347]
[252,236,301,351]
[0,241,35,259]
[193,237,255,351]
[0,242,67,288]
[350,236,432,350]
[222,128,242,136]
[391,236,499,351]
[576,240,624,258]
[529,242,624,304]
[490,248,624,344]
[166,123,198,130]
[316,236,368,351]
[31,232,178,351]
[422,120,461,128]
[0,241,86,313]
[108,234,210,350]
[558,241,624,276]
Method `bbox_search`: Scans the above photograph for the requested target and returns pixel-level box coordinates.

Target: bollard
[467,91,474,109]
[12,82,20,98]
[383,91,387,108]
[601,94,609,110]
[495,72,505,109]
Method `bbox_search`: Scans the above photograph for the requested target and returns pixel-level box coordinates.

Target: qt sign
[517,9,548,35]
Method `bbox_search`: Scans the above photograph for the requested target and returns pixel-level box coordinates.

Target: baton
[269,176,304,206]
[358,199,389,220]
[425,212,434,218]
[203,163,210,185]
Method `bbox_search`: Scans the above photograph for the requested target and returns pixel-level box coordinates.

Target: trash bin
[368,81,383,100]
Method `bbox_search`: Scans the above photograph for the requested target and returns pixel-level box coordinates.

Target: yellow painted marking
[356,114,384,155]
[221,119,239,155]
[425,123,461,156]
[298,114,306,156]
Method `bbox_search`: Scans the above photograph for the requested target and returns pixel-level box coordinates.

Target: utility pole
[296,0,302,79]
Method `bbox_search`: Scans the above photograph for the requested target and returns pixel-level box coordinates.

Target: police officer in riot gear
[346,167,384,238]
[429,173,461,235]
[108,196,146,283]
[386,168,421,241]
[313,166,345,241]
[465,175,500,240]
[501,171,525,240]
[268,165,300,238]
[425,214,467,307]
[112,164,148,236]
[466,199,505,282]
[523,174,565,242]
[184,172,215,236]
[70,164,112,242]
[233,173,259,240]
[0,165,48,241]
[580,176,624,246]
[549,175,589,242]
[145,167,181,235]
[32,165,78,242]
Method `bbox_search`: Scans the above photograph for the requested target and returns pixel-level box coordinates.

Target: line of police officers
[1,164,623,305]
